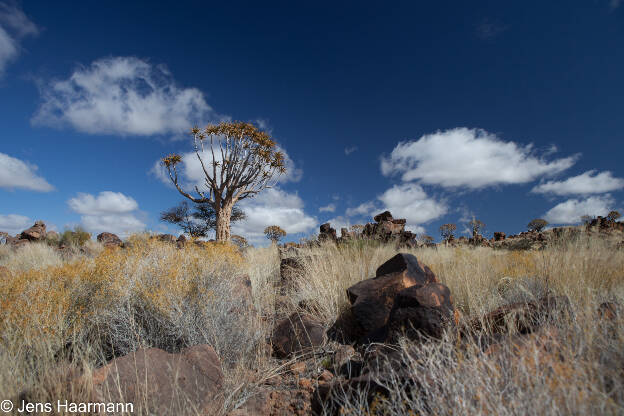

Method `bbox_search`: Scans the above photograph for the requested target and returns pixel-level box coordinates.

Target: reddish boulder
[493,232,506,241]
[271,313,326,358]
[386,283,455,339]
[344,254,439,342]
[92,344,223,414]
[19,220,47,241]
[96,232,122,247]
[374,253,438,283]
[373,211,393,222]
[471,295,571,335]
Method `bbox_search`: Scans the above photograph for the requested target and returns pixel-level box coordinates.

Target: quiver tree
[607,210,621,222]
[162,121,286,241]
[469,217,485,237]
[527,218,548,232]
[439,223,457,243]
[264,225,286,243]
[160,201,246,238]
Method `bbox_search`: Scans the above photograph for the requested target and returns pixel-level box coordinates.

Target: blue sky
[1,0,623,244]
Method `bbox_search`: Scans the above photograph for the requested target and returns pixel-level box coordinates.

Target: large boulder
[386,283,454,340]
[157,233,177,244]
[19,220,47,241]
[271,313,326,358]
[470,295,571,335]
[373,211,393,222]
[92,344,224,414]
[319,223,337,242]
[343,254,439,343]
[96,232,122,248]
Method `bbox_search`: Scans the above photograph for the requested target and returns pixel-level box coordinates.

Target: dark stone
[271,313,326,358]
[373,211,394,223]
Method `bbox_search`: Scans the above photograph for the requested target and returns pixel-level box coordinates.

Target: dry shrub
[0,237,271,415]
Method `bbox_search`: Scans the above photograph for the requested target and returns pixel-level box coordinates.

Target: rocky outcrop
[331,253,449,344]
[271,313,326,358]
[96,232,122,248]
[19,220,47,241]
[91,345,224,414]
[319,223,337,242]
[361,212,417,247]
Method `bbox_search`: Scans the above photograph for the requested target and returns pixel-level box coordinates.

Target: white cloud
[381,128,577,189]
[232,188,317,245]
[68,191,145,237]
[346,201,377,218]
[345,183,445,233]
[33,56,223,136]
[610,0,621,10]
[324,216,351,233]
[0,2,38,77]
[0,152,54,191]
[377,183,446,230]
[68,191,139,215]
[531,170,624,196]
[319,203,336,213]
[543,195,615,224]
[0,213,30,236]
[344,146,358,155]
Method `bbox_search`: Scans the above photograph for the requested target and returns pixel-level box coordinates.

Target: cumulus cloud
[344,146,358,155]
[324,216,351,233]
[531,170,624,196]
[381,128,577,189]
[346,183,445,233]
[33,56,223,136]
[377,183,446,231]
[0,152,54,191]
[68,191,145,236]
[0,213,31,236]
[319,203,336,213]
[0,2,38,77]
[346,201,377,218]
[543,195,615,224]
[232,188,317,245]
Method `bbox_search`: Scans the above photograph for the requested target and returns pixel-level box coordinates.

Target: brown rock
[343,254,439,342]
[387,283,455,340]
[373,211,393,222]
[96,232,123,247]
[298,377,314,391]
[19,220,47,241]
[318,370,333,382]
[333,345,355,368]
[289,361,306,376]
[92,344,223,414]
[158,233,177,244]
[493,232,506,241]
[471,295,571,335]
[374,253,438,283]
[271,313,326,358]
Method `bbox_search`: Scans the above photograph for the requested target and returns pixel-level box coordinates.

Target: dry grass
[0,234,622,415]
[290,237,624,415]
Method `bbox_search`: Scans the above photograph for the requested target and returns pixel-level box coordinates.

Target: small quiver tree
[264,225,286,244]
[527,218,548,232]
[606,210,621,223]
[469,218,485,238]
[162,121,286,242]
[439,223,457,243]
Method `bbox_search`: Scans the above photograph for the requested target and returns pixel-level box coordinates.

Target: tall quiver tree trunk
[215,200,233,241]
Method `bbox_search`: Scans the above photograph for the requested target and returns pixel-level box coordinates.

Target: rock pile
[330,253,454,344]
[318,211,419,247]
